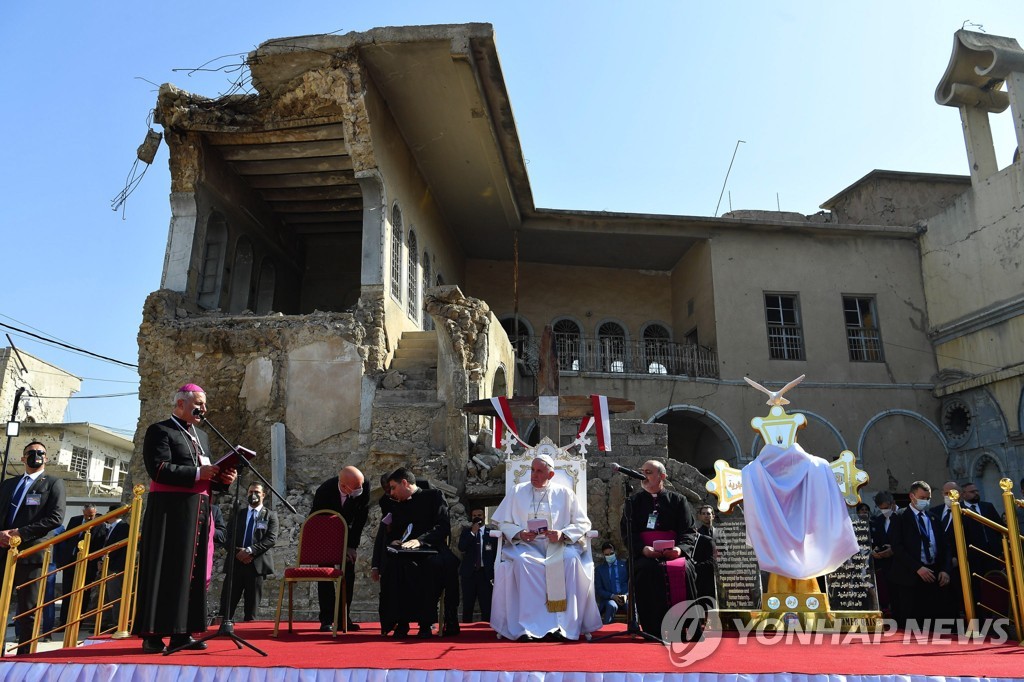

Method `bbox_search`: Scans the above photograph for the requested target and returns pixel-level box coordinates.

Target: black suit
[960,499,1003,573]
[868,513,895,613]
[457,523,496,622]
[223,505,278,621]
[0,469,66,654]
[889,506,952,628]
[310,477,370,626]
[57,513,109,627]
[100,518,131,630]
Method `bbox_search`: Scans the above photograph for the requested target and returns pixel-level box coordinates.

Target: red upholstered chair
[272,510,349,637]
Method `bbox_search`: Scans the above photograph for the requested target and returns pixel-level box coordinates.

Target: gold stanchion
[113,484,145,639]
[27,546,53,654]
[95,555,109,634]
[999,478,1024,644]
[64,530,93,647]
[949,490,976,631]
[0,536,21,656]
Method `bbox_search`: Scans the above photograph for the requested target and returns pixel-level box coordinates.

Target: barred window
[643,323,671,374]
[422,250,433,331]
[844,296,883,362]
[598,321,627,372]
[390,205,403,302]
[71,446,91,479]
[553,319,582,371]
[764,293,804,360]
[406,230,419,322]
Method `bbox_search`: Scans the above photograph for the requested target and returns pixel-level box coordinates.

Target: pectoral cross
[462,325,634,448]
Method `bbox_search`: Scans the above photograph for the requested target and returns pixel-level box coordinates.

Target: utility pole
[2,386,26,483]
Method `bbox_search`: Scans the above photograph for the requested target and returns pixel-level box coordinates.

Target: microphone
[192,407,205,420]
[611,463,646,481]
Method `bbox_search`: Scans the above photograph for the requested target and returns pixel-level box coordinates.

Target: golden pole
[64,530,92,647]
[949,489,976,631]
[95,555,109,634]
[0,536,21,656]
[28,546,53,653]
[114,485,145,639]
[999,478,1024,644]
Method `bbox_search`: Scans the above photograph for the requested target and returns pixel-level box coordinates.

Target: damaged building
[132,24,1024,619]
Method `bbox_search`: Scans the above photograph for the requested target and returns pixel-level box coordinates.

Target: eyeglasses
[25,449,46,457]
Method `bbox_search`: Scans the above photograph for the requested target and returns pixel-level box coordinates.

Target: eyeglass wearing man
[0,442,66,654]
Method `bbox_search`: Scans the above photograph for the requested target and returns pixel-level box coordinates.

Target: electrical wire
[0,322,137,370]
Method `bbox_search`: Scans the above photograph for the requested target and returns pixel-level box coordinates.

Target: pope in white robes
[490,455,603,640]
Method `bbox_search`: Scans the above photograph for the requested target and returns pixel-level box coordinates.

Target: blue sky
[2,1,1021,434]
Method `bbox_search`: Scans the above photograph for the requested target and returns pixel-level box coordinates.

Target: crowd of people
[123,384,727,651]
[867,479,1006,629]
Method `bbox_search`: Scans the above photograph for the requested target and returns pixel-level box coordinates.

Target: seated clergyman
[490,454,602,641]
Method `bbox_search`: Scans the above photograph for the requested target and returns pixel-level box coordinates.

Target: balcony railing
[513,336,719,379]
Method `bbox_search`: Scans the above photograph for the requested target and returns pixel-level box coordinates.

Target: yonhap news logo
[662,597,721,668]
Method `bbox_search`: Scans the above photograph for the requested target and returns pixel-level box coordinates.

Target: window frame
[763,292,805,361]
[843,295,884,362]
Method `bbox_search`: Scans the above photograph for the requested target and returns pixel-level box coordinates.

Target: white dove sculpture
[743,374,806,406]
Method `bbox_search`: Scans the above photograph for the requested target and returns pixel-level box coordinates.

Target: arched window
[598,321,627,372]
[422,250,433,331]
[227,237,254,313]
[255,259,276,314]
[553,318,582,371]
[197,213,228,310]
[643,323,671,374]
[390,204,403,302]
[406,230,419,322]
[500,315,534,360]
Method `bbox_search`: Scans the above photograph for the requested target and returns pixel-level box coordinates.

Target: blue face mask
[604,554,617,564]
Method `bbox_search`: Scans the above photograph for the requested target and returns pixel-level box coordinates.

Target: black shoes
[319,623,333,632]
[169,636,207,650]
[347,621,361,631]
[415,627,433,639]
[392,624,410,638]
[141,638,165,654]
[441,623,461,637]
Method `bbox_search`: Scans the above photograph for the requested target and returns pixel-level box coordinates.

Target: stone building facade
[135,25,1024,619]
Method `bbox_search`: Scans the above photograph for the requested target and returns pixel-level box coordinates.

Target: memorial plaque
[824,518,879,611]
[714,508,763,609]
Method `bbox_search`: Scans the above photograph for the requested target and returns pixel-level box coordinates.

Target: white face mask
[944,495,954,509]
[603,554,617,564]
[880,507,893,518]
[913,498,930,512]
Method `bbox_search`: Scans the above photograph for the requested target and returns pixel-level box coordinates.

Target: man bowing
[311,465,369,631]
[490,454,602,641]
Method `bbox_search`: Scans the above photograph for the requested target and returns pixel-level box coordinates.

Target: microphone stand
[165,413,297,657]
[591,475,665,644]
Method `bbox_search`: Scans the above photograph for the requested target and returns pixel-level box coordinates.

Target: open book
[215,446,256,470]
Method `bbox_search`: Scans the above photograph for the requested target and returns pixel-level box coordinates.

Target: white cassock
[490,481,603,640]
[741,442,859,579]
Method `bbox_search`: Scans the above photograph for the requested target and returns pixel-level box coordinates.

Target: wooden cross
[462,325,635,446]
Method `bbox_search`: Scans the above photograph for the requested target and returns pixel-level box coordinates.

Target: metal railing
[525,336,719,378]
[846,327,883,362]
[950,479,1024,640]
[0,484,145,656]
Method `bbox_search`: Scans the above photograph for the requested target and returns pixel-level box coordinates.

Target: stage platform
[0,621,1021,682]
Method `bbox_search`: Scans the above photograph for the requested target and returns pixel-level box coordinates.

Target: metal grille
[766,324,805,360]
[390,206,403,301]
[847,327,883,362]
[406,231,419,321]
[523,336,718,378]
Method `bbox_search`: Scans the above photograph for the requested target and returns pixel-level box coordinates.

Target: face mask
[880,508,893,518]
[248,493,261,506]
[347,485,362,498]
[944,495,953,509]
[604,554,617,564]
[26,452,45,469]
[913,498,930,512]
[472,517,484,525]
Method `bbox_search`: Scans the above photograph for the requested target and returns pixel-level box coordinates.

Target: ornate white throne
[488,436,599,638]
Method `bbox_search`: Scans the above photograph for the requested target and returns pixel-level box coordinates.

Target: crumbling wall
[133,285,392,619]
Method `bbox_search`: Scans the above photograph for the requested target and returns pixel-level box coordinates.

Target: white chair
[489,436,599,639]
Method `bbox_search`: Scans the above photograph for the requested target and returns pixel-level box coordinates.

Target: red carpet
[7,621,1022,678]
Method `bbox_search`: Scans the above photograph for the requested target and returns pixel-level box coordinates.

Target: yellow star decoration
[830,450,869,506]
[705,460,744,512]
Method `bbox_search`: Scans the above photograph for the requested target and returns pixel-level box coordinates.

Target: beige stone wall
[0,349,81,425]
[463,259,672,339]
[920,165,1024,329]
[708,230,936,384]
[670,241,715,346]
